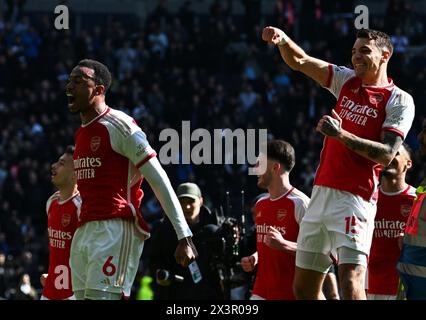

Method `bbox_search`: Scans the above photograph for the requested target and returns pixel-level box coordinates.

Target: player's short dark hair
[77,59,112,93]
[65,145,75,156]
[266,140,296,172]
[356,29,393,56]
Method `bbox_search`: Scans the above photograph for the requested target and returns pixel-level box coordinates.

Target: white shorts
[297,186,376,260]
[40,295,76,300]
[365,268,369,290]
[70,219,144,298]
[367,294,396,300]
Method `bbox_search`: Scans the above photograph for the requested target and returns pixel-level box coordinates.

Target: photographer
[149,183,223,300]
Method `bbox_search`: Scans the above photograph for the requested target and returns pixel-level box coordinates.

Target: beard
[257,175,271,190]
[257,179,267,189]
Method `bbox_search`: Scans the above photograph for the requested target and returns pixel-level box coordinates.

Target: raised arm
[262,26,330,87]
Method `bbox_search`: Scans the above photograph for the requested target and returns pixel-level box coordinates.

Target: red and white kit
[70,106,191,297]
[297,65,415,262]
[42,191,81,300]
[70,106,158,296]
[252,187,309,300]
[73,106,156,238]
[317,65,415,202]
[368,185,416,297]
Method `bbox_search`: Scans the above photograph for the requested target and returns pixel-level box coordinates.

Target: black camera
[156,269,184,286]
[198,217,240,263]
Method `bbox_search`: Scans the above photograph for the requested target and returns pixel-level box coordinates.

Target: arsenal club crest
[90,136,101,152]
[369,93,383,105]
[277,209,287,221]
[400,204,412,217]
[61,213,71,227]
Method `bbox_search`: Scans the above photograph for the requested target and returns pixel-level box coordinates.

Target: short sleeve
[103,109,157,168]
[289,189,310,225]
[46,192,59,215]
[324,64,356,99]
[294,197,309,225]
[382,90,415,139]
[123,130,157,169]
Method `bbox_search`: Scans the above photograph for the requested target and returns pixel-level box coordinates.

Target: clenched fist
[262,26,288,45]
[241,253,258,272]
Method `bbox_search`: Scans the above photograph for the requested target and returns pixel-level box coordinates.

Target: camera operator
[149,183,223,300]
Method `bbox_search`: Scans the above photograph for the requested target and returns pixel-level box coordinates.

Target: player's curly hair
[356,29,393,56]
[77,59,112,93]
[266,140,296,173]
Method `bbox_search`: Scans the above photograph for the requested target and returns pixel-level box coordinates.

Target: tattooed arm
[316,109,403,166]
[335,130,402,166]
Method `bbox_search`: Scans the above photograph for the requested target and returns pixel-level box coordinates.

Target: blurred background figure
[149,182,223,300]
[13,273,38,300]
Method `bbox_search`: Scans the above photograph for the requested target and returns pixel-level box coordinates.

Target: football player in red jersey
[66,59,197,300]
[367,143,415,299]
[240,140,310,299]
[40,145,80,300]
[262,27,415,299]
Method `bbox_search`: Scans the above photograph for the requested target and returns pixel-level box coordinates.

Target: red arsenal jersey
[252,187,309,300]
[368,185,416,295]
[315,65,415,201]
[73,107,156,239]
[42,191,81,300]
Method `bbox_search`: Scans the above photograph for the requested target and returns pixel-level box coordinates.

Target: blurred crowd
[0,0,425,299]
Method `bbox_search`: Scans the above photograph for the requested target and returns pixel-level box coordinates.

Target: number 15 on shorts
[344,216,363,235]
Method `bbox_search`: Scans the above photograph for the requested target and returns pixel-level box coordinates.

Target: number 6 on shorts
[102,256,117,276]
